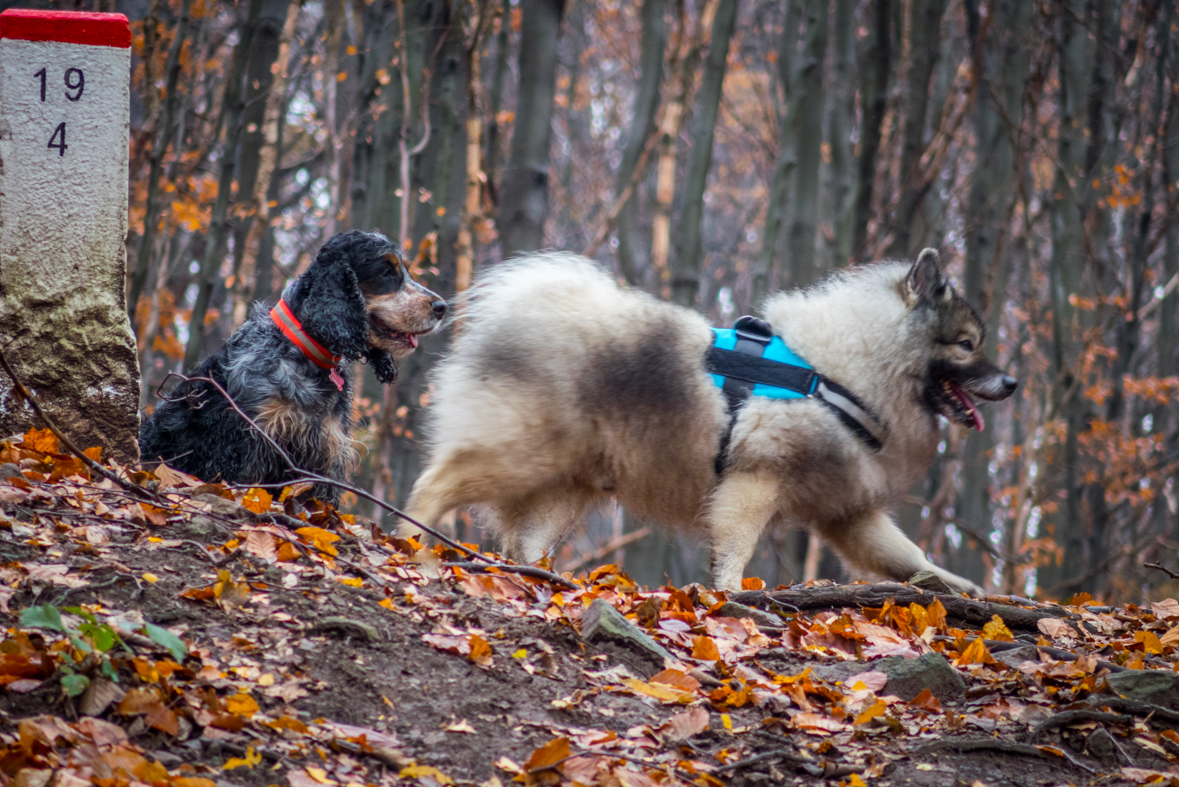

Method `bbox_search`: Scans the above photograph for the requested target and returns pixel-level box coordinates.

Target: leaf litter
[0,430,1175,785]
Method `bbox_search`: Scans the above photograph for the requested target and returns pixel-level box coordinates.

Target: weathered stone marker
[0,10,140,462]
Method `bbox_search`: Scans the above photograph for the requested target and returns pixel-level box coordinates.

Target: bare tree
[785,0,828,288]
[671,0,738,307]
[615,0,667,285]
[499,0,565,257]
[850,0,890,262]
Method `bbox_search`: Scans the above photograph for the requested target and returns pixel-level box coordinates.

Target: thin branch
[561,526,651,574]
[1145,561,1179,580]
[155,373,578,591]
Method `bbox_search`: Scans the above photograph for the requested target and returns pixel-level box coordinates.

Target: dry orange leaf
[468,635,493,666]
[296,527,340,556]
[854,700,887,726]
[23,428,58,455]
[524,736,572,773]
[982,614,1015,642]
[741,577,765,590]
[1134,630,1164,655]
[241,488,273,514]
[691,636,720,661]
[225,692,259,717]
[954,637,997,666]
[624,678,695,704]
[1161,624,1179,649]
[276,541,301,562]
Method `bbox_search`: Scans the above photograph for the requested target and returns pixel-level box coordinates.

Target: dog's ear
[366,347,398,384]
[905,248,947,304]
[296,243,369,359]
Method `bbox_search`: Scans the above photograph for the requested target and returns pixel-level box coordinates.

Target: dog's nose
[431,300,448,319]
[1001,375,1018,396]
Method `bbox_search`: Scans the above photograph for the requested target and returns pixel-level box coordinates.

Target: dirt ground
[0,433,1177,787]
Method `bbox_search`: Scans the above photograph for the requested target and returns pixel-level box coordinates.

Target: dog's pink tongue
[949,382,984,431]
[409,334,419,349]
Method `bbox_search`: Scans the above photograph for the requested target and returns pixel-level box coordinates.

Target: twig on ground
[1145,562,1179,580]
[1083,695,1179,724]
[912,738,1095,773]
[159,374,579,592]
[445,561,578,590]
[1028,710,1133,742]
[0,348,160,502]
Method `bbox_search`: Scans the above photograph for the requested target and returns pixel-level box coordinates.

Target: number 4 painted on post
[47,122,66,156]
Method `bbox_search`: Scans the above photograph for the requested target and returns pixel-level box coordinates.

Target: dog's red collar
[270,299,343,370]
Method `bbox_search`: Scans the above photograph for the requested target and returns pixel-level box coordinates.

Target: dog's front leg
[823,510,984,596]
[708,470,780,591]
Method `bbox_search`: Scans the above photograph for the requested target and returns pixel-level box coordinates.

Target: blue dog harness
[706,316,886,473]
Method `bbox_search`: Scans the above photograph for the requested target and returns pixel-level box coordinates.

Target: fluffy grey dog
[403,249,1015,595]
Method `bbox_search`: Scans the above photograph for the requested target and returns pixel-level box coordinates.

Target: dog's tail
[458,253,621,331]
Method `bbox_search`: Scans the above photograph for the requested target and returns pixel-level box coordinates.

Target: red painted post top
[0,9,131,48]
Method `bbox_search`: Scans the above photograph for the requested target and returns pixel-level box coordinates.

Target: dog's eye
[958,339,974,352]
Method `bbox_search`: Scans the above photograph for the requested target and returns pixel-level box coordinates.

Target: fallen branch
[1082,695,1179,724]
[911,738,1095,774]
[445,561,578,589]
[157,374,578,591]
[1028,710,1133,742]
[731,582,1072,632]
[561,527,651,574]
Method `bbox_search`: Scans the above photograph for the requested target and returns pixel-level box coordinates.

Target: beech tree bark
[671,0,737,307]
[615,0,666,285]
[851,0,890,262]
[499,0,565,257]
[887,0,947,258]
[785,0,828,288]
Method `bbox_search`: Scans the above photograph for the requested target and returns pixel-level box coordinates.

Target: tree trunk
[651,0,717,286]
[128,0,191,328]
[822,0,855,269]
[499,0,565,257]
[485,0,512,206]
[615,0,666,285]
[1039,0,1089,595]
[887,0,947,258]
[952,0,1031,588]
[231,0,296,326]
[184,0,264,370]
[785,0,828,289]
[851,0,890,262]
[753,0,801,307]
[670,0,737,308]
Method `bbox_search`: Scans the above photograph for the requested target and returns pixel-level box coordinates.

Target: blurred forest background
[4,0,1176,602]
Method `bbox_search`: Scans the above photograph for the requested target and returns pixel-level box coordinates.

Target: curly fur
[140,230,444,502]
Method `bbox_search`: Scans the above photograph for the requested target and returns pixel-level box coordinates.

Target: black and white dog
[141,231,445,502]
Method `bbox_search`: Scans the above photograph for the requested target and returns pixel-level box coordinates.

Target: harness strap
[709,316,886,475]
[270,298,343,370]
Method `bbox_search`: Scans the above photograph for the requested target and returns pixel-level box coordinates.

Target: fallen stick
[1028,710,1133,742]
[156,373,578,591]
[561,527,651,574]
[911,738,1095,774]
[730,583,1072,632]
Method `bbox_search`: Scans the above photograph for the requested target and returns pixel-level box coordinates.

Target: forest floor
[0,430,1177,787]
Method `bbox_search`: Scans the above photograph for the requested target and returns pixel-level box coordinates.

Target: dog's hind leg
[707,470,780,591]
[821,510,984,596]
[496,488,594,565]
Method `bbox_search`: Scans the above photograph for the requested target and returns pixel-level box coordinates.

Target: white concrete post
[0,10,140,462]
